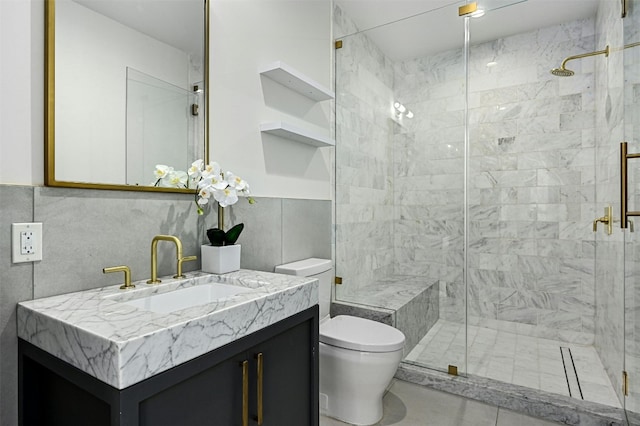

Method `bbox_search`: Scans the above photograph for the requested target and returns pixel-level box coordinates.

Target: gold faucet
[103,265,134,289]
[147,235,197,284]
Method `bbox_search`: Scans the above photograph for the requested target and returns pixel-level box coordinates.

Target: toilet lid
[320,316,405,353]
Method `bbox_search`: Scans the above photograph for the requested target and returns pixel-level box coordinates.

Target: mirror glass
[46,0,208,191]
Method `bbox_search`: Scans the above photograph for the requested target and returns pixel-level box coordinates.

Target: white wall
[210,0,333,200]
[0,0,43,186]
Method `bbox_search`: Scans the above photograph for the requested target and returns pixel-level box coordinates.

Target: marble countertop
[17,270,318,389]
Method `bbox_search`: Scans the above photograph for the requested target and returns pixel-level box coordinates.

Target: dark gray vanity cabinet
[19,306,319,426]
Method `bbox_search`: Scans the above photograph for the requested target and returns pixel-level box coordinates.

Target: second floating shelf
[260,121,335,148]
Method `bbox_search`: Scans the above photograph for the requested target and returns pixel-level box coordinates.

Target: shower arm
[560,41,640,69]
[559,45,609,70]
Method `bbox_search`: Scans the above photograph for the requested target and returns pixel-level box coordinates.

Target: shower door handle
[593,206,613,235]
[620,142,640,228]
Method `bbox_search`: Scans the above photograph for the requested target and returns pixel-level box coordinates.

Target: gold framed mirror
[45,0,209,193]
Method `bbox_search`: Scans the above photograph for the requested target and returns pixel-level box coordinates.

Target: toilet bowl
[275,258,405,426]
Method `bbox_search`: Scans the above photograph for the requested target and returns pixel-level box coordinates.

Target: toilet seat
[320,315,405,353]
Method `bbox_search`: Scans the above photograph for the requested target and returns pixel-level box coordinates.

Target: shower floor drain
[560,346,583,399]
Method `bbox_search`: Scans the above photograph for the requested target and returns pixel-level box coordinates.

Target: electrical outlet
[12,223,43,263]
[20,231,35,254]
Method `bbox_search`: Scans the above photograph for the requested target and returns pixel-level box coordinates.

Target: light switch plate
[12,223,43,263]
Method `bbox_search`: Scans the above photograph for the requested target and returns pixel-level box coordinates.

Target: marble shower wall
[467,19,598,343]
[335,7,605,344]
[0,185,330,426]
[392,47,466,323]
[394,18,599,343]
[334,5,396,298]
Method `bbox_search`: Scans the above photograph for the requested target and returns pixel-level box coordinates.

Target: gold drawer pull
[256,353,264,425]
[241,360,249,426]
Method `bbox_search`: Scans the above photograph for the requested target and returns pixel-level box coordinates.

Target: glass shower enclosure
[334,0,639,418]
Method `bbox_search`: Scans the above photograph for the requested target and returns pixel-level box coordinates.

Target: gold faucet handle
[174,255,198,279]
[103,265,134,289]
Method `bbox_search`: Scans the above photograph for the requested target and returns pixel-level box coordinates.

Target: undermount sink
[123,283,253,313]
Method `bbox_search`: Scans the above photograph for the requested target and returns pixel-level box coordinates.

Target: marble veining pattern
[406,319,620,408]
[333,275,439,354]
[395,363,625,426]
[334,4,396,300]
[17,270,318,389]
[337,4,600,344]
[396,17,598,340]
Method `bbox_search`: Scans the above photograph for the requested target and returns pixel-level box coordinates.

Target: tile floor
[320,379,563,426]
[405,319,621,408]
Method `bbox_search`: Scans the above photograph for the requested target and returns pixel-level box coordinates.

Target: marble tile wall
[594,0,626,409]
[393,18,599,343]
[392,47,466,323]
[334,6,396,298]
[0,185,330,425]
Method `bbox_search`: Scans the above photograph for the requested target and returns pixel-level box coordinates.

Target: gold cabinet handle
[255,353,264,425]
[241,360,249,426]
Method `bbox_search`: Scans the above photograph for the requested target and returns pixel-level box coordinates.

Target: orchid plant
[153,160,255,211]
[153,160,255,246]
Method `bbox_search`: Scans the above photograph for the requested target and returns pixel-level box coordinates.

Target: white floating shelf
[259,61,335,102]
[260,121,335,148]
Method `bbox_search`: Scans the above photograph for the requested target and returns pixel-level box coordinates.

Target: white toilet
[275,258,405,426]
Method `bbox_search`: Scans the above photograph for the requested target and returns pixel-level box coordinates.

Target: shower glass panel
[335,0,631,413]
[334,1,467,374]
[467,0,623,408]
[625,0,640,418]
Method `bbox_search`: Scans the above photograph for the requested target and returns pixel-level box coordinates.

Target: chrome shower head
[550,67,575,77]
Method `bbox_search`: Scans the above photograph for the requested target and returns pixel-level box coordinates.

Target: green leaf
[206,228,226,246]
[224,223,244,245]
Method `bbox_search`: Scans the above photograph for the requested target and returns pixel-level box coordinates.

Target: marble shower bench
[331,276,439,354]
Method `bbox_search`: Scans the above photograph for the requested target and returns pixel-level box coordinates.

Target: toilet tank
[275,258,332,320]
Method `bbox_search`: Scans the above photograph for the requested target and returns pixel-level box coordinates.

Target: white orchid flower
[188,159,204,179]
[198,174,227,191]
[165,170,187,188]
[225,171,248,191]
[213,187,238,208]
[154,164,173,180]
[197,187,212,205]
[202,162,221,179]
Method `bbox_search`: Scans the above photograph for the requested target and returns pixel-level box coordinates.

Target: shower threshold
[395,362,626,426]
[405,319,620,407]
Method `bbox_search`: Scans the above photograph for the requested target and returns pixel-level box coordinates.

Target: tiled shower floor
[405,319,621,408]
